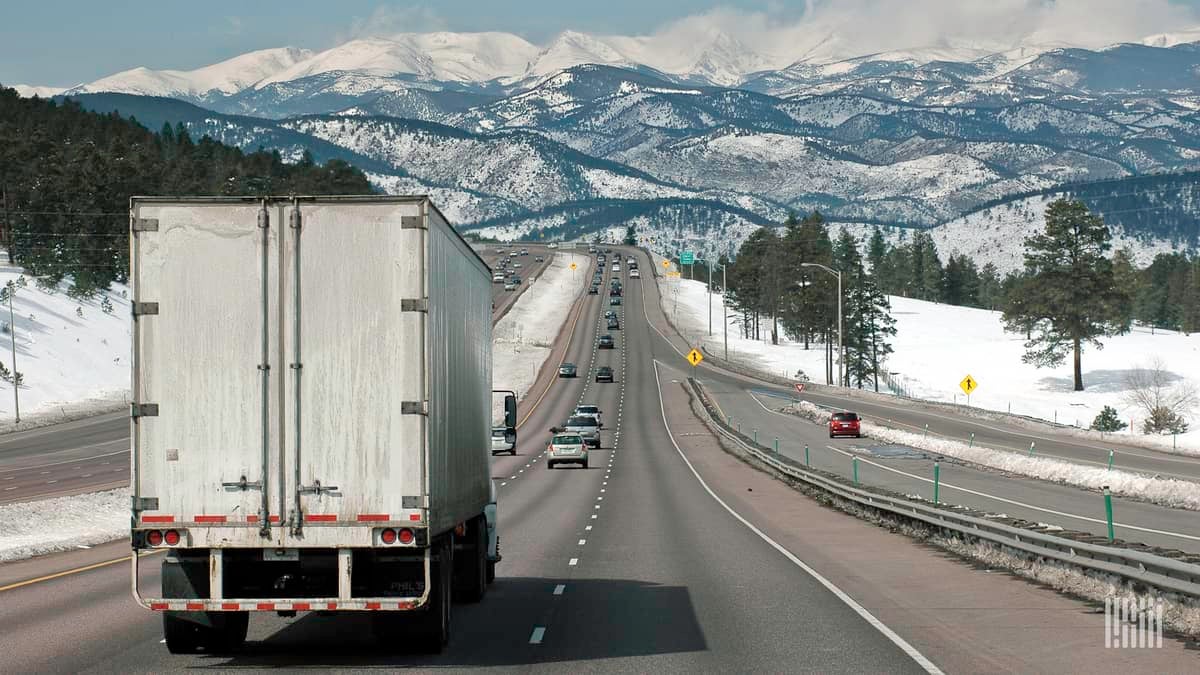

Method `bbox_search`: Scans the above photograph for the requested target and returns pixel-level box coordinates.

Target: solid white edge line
[652,359,944,675]
[747,393,1200,543]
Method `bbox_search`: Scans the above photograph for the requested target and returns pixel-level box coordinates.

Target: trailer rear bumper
[132,546,433,612]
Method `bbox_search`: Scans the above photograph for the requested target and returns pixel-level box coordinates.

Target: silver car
[562,415,601,448]
[491,427,516,455]
[573,404,603,429]
[547,433,588,469]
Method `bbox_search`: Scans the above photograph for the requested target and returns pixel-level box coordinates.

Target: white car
[547,433,588,469]
[612,264,621,273]
[491,427,516,455]
[572,404,603,429]
[630,269,640,279]
[492,273,505,283]
[504,281,517,291]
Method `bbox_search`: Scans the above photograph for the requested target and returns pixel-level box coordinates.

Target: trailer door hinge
[132,302,159,316]
[401,401,427,415]
[400,299,428,313]
[133,496,159,511]
[131,403,159,418]
[131,218,159,232]
[400,216,425,230]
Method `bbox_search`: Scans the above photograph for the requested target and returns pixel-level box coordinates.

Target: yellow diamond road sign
[960,374,978,396]
[687,348,704,367]
[569,262,577,270]
[662,259,670,268]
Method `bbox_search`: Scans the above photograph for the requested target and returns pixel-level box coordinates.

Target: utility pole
[1,182,11,264]
[6,283,18,423]
[707,262,712,337]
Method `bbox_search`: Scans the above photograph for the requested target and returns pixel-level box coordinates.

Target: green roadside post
[774,437,779,453]
[968,432,975,448]
[933,459,941,504]
[852,456,859,485]
[923,423,929,438]
[753,429,758,444]
[1028,441,1036,456]
[804,444,810,467]
[1107,449,1114,470]
[1103,486,1114,543]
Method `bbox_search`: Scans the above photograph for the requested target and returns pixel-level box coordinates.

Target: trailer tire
[486,560,496,584]
[162,611,247,654]
[453,516,487,604]
[163,613,203,654]
[411,538,452,652]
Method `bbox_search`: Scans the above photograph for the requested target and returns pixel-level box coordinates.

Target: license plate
[263,548,299,561]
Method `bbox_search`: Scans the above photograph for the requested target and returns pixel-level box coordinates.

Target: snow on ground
[658,271,1200,452]
[786,401,1200,511]
[0,488,128,562]
[0,260,131,425]
[491,251,588,422]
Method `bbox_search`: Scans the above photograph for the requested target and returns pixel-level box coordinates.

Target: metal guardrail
[688,379,1200,599]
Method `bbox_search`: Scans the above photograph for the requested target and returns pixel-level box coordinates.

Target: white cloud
[339,4,448,43]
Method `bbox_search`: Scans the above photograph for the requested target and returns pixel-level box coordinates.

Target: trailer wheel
[162,611,247,654]
[453,516,487,604]
[486,560,496,584]
[411,538,452,652]
[163,613,203,654]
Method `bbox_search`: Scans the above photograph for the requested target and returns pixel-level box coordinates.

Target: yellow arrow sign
[661,259,670,268]
[687,348,704,367]
[960,374,978,396]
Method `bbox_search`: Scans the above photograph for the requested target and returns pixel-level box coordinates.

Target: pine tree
[1002,199,1130,391]
[1091,405,1128,432]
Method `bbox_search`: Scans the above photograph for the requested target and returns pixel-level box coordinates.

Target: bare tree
[1123,357,1198,434]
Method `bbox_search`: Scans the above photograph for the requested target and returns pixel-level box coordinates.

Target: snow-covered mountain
[66,47,312,100]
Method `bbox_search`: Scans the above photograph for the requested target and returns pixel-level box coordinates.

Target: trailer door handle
[222,475,264,491]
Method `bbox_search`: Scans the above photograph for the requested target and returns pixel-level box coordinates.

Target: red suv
[829,412,861,438]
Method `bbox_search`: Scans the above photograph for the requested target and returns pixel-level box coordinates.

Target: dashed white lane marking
[593,505,600,510]
[568,557,579,566]
[46,480,58,484]
[3,486,16,491]
[651,360,944,675]
[578,539,587,545]
[553,584,566,595]
[530,626,547,644]
[585,525,593,531]
[591,514,598,519]
[159,639,166,644]
[510,475,517,479]
[501,482,507,487]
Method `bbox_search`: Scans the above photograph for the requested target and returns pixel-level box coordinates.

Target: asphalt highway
[1,246,1198,671]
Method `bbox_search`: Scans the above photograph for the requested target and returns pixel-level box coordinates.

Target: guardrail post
[968,432,975,448]
[1103,486,1114,543]
[774,437,779,453]
[923,423,929,438]
[1028,441,1035,456]
[804,444,810,467]
[1107,449,1114,471]
[933,460,940,504]
[737,422,741,433]
[753,429,758,444]
[852,456,859,485]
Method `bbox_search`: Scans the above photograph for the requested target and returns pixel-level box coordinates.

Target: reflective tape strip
[409,514,421,521]
[141,515,174,523]
[257,603,274,611]
[357,514,390,522]
[194,515,227,523]
[305,514,337,523]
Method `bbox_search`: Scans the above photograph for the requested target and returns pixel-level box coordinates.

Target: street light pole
[800,262,843,388]
[6,284,18,423]
[707,262,712,337]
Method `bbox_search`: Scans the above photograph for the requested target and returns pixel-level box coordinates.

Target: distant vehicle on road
[610,287,621,297]
[630,269,640,279]
[548,243,558,249]
[607,316,620,330]
[595,366,614,382]
[610,297,622,306]
[588,285,599,294]
[513,262,522,269]
[504,281,517,291]
[535,256,544,262]
[547,433,588,469]
[491,427,516,455]
[520,249,528,256]
[558,363,578,378]
[561,415,601,448]
[573,404,603,427]
[604,310,617,319]
[493,273,505,283]
[598,334,615,349]
[829,412,862,438]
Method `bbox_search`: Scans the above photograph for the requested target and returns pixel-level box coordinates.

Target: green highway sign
[680,251,695,265]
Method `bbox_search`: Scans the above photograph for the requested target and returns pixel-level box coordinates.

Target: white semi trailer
[128,196,511,653]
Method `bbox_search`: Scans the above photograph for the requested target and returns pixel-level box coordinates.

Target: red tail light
[380,528,397,544]
[398,528,415,545]
[146,530,163,546]
[163,530,180,546]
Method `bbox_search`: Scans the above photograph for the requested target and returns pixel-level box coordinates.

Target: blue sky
[4,0,1200,86]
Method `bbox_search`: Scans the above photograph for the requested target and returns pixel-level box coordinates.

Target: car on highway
[627,257,635,265]
[595,366,614,382]
[513,262,522,269]
[610,296,622,306]
[604,310,617,319]
[520,249,528,256]
[588,285,599,294]
[503,281,517,291]
[491,427,516,455]
[630,269,640,279]
[607,316,620,330]
[610,287,622,296]
[535,255,544,262]
[559,362,577,378]
[510,275,522,284]
[561,415,601,448]
[829,412,862,438]
[573,404,603,428]
[598,334,615,349]
[510,251,518,257]
[548,242,558,249]
[612,264,621,273]
[547,433,588,469]
[493,273,505,283]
